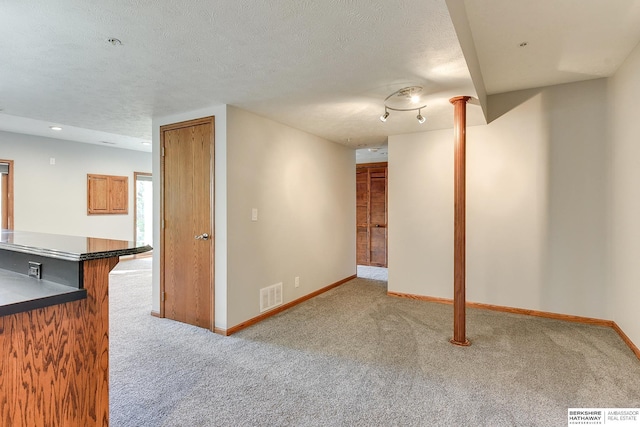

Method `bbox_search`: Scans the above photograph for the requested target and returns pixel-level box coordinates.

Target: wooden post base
[450,338,471,347]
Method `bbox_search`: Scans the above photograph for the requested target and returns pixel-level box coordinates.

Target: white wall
[151,105,228,322]
[608,41,640,347]
[150,105,355,329]
[226,106,355,328]
[389,78,609,320]
[0,131,151,240]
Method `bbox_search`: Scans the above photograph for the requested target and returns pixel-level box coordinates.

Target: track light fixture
[380,86,427,124]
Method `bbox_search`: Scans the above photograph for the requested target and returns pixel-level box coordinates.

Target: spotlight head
[417,109,426,124]
[380,110,389,122]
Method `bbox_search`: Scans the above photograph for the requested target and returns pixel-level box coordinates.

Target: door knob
[195,233,209,240]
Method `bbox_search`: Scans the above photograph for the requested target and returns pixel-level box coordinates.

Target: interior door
[356,169,369,264]
[355,163,388,267]
[161,117,214,330]
[368,168,387,266]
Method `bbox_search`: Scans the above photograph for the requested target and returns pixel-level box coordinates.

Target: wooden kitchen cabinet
[87,174,128,214]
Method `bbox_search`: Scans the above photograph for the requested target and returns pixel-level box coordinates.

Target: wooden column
[450,96,471,346]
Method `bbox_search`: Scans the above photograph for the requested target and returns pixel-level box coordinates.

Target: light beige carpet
[109,258,640,426]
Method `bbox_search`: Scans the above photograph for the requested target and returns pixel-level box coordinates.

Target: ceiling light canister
[380,109,389,122]
[417,109,426,124]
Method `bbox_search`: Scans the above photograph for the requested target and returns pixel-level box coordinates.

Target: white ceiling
[463,0,640,94]
[1,1,639,152]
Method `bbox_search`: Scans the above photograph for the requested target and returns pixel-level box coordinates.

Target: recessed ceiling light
[49,126,62,131]
[107,38,123,46]
[141,141,151,146]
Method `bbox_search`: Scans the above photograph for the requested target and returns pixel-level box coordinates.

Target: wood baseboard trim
[150,310,161,318]
[387,291,639,360]
[612,322,640,360]
[388,292,454,305]
[224,274,357,336]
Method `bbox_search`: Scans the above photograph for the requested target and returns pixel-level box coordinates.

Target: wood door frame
[1,159,14,230]
[159,116,215,331]
[356,161,388,170]
[133,171,152,258]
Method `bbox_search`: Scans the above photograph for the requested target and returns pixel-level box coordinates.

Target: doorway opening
[356,160,388,282]
[1,159,14,230]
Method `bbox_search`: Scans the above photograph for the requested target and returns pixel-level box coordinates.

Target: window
[134,172,152,246]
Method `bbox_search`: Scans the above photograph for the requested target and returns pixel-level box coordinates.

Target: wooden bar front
[1,256,118,427]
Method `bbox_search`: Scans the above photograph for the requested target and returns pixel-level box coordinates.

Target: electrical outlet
[295,276,300,288]
[28,261,42,279]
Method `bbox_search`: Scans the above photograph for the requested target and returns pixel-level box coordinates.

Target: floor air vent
[260,282,283,313]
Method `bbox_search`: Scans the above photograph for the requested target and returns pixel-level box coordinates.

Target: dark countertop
[0,268,86,316]
[0,229,152,317]
[0,229,152,261]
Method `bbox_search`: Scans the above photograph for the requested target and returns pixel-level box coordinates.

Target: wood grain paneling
[0,257,117,427]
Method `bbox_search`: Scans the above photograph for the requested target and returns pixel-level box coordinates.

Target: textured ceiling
[463,0,640,94]
[0,0,481,150]
[3,1,639,152]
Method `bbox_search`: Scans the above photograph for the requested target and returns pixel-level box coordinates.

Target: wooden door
[356,169,369,265]
[161,117,214,330]
[369,168,387,265]
[356,163,388,267]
